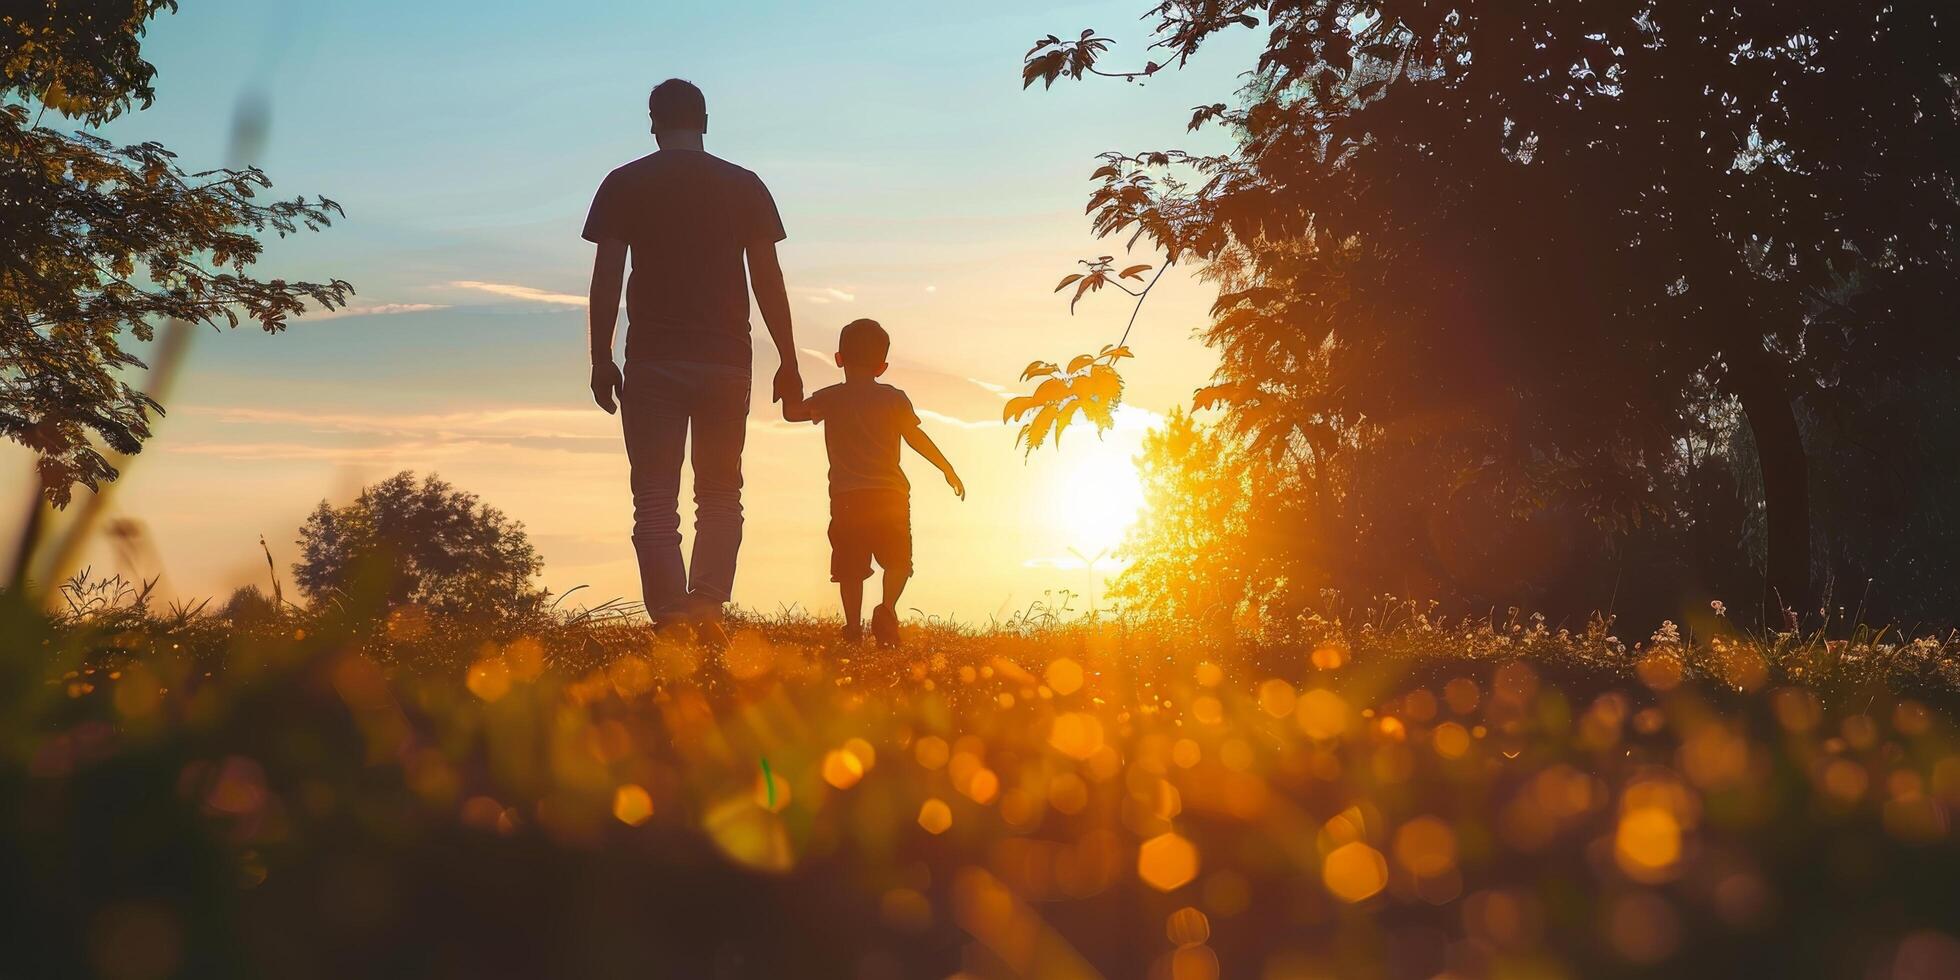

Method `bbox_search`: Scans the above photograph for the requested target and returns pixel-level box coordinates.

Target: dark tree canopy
[1030,1,1959,618]
[1,1,351,506]
[2,0,176,126]
[294,472,545,622]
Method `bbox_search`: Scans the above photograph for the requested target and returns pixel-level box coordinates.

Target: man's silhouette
[584,79,801,630]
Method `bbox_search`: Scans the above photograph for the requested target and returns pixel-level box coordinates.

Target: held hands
[590,361,623,414]
[772,362,804,405]
[945,470,966,500]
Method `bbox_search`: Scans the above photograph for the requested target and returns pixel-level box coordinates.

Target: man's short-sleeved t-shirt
[804,381,921,497]
[582,150,785,365]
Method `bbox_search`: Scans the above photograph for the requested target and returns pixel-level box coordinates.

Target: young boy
[783,319,964,646]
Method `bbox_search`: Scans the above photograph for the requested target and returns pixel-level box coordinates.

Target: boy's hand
[946,471,965,500]
[591,361,623,414]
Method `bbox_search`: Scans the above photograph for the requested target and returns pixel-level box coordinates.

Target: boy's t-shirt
[804,381,920,498]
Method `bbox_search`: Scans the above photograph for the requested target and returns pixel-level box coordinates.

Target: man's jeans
[620,359,751,616]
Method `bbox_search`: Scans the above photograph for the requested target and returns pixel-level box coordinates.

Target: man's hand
[591,361,623,414]
[945,470,966,500]
[772,362,803,405]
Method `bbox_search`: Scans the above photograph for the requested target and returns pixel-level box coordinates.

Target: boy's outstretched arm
[902,426,965,499]
[782,388,816,423]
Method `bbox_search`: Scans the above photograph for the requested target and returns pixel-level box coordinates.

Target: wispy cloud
[184,405,612,440]
[802,286,856,305]
[449,280,587,306]
[918,408,997,431]
[166,440,484,462]
[312,302,450,320]
[174,402,835,464]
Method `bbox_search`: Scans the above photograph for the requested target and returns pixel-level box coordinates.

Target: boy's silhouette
[583,79,802,633]
[783,319,964,646]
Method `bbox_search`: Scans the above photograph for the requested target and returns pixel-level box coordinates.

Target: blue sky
[7,0,1263,619]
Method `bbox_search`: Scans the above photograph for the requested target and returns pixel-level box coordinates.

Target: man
[583,78,801,631]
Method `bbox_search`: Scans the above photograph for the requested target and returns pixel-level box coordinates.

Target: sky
[5,0,1262,622]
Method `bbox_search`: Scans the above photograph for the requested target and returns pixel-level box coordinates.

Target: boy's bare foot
[870,604,900,648]
[841,622,863,643]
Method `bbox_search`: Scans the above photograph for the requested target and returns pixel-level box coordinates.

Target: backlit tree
[2,1,351,506]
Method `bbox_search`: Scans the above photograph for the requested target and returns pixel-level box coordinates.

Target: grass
[5,584,1960,979]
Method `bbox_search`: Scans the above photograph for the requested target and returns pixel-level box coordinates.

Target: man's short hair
[649,79,707,132]
[838,319,890,367]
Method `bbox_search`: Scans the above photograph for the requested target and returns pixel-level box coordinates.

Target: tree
[2,0,351,506]
[294,472,545,622]
[1112,409,1270,624]
[1021,1,1959,614]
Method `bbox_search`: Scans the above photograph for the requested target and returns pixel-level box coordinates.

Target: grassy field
[5,587,1960,979]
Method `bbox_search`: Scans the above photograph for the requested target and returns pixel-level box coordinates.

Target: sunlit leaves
[1008,246,1160,457]
[2,71,350,505]
[1004,345,1130,455]
[2,1,180,125]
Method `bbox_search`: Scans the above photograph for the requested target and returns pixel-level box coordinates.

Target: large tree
[1022,1,1959,614]
[2,0,351,506]
[294,472,545,622]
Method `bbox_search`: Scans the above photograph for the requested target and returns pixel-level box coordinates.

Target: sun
[1051,435,1147,558]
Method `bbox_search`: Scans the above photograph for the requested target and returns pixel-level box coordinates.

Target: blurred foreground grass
[5,586,1960,979]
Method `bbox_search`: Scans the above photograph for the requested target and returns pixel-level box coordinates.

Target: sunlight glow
[1049,430,1147,557]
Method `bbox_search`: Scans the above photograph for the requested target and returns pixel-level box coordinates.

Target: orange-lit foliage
[1003,342,1132,454]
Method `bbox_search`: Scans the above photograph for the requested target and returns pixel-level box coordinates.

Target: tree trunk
[1728,346,1812,620]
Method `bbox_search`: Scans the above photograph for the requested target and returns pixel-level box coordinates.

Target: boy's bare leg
[871,573,909,647]
[840,578,865,638]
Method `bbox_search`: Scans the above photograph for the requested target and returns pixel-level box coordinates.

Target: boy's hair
[838,319,890,367]
[649,79,707,132]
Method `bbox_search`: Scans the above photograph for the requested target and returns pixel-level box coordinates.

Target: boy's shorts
[829,489,912,583]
